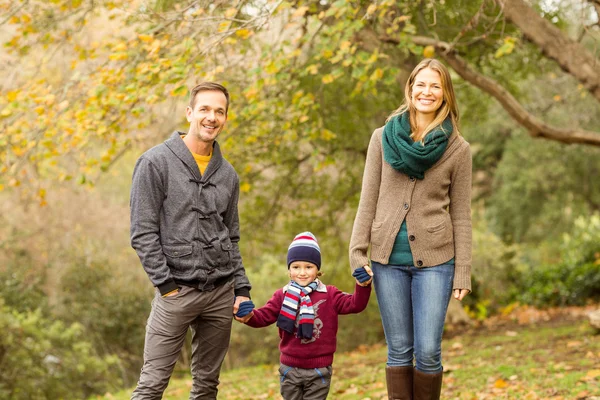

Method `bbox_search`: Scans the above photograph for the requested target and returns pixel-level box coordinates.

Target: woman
[349,58,472,400]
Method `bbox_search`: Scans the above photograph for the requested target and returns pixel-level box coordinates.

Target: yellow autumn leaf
[235,29,252,39]
[322,74,334,84]
[109,52,128,61]
[553,95,561,102]
[423,45,435,58]
[138,34,153,43]
[322,49,334,59]
[240,182,251,192]
[112,42,127,52]
[217,21,229,33]
[370,68,384,81]
[366,4,377,15]
[306,64,319,75]
[321,129,336,140]
[494,378,508,388]
[7,91,18,102]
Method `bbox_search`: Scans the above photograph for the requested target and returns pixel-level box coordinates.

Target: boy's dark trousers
[131,281,235,400]
[279,363,333,400]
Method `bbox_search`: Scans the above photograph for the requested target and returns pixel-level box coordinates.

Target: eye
[217,110,225,115]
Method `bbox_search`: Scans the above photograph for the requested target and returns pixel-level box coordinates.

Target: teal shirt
[389,220,455,266]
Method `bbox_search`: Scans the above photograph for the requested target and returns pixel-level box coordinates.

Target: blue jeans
[372,261,454,373]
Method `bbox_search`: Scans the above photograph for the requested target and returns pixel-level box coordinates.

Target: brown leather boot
[413,369,443,400]
[385,366,413,400]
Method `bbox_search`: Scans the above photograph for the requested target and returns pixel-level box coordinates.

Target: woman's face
[410,67,444,117]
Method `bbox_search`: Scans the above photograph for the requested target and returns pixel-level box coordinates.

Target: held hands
[233,296,254,323]
[352,266,373,286]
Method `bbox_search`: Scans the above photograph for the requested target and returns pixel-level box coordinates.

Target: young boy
[236,232,372,400]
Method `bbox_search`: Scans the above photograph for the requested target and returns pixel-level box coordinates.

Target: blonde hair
[387,59,460,142]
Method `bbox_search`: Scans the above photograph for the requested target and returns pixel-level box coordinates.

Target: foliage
[0,298,122,400]
[463,212,524,319]
[0,248,48,313]
[517,214,600,307]
[55,258,153,382]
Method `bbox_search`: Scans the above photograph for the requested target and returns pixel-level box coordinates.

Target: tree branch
[381,35,600,146]
[0,0,29,27]
[496,0,600,103]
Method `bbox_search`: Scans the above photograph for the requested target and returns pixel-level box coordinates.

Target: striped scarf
[276,280,319,339]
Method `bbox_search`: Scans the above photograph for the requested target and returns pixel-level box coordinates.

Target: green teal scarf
[382,112,452,179]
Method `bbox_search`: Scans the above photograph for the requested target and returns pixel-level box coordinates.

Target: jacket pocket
[201,239,232,269]
[426,217,453,248]
[427,220,446,233]
[163,244,194,271]
[370,221,384,245]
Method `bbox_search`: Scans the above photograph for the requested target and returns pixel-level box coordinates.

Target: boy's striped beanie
[287,231,321,270]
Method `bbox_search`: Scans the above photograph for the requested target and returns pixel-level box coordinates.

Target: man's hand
[233,296,253,323]
[453,289,470,301]
[234,311,254,323]
[163,288,179,297]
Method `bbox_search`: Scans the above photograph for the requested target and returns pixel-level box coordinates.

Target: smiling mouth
[202,125,217,130]
[418,99,435,104]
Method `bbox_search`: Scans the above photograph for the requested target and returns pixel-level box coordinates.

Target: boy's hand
[353,266,373,286]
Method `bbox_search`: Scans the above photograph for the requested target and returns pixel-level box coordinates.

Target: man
[130,82,252,399]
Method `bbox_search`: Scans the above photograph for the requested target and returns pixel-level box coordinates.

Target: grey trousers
[279,363,333,400]
[131,281,235,400]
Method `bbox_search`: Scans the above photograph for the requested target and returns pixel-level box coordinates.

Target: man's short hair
[189,82,230,113]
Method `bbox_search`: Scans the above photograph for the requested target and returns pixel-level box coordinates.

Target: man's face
[186,90,228,143]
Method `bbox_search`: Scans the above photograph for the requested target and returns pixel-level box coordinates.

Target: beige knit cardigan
[349,127,472,291]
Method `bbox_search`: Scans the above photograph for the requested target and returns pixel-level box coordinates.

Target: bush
[55,259,152,384]
[0,249,48,314]
[0,299,121,399]
[517,214,600,306]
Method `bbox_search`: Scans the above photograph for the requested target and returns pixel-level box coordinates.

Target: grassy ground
[97,310,600,399]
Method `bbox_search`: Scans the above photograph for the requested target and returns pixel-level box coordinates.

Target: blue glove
[352,267,371,283]
[236,300,255,318]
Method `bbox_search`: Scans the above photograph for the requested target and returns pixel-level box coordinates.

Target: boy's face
[289,261,318,286]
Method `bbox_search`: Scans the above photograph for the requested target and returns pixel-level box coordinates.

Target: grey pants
[279,363,333,400]
[131,281,235,400]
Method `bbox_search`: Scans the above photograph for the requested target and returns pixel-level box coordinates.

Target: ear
[185,106,193,123]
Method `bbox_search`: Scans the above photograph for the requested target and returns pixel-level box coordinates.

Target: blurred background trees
[0,0,598,397]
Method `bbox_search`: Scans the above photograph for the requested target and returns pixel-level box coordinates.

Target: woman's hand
[353,265,373,286]
[453,289,470,301]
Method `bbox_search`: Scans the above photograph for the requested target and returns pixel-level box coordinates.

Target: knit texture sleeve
[130,157,177,295]
[349,129,383,271]
[224,174,252,298]
[449,143,472,291]
[330,284,371,315]
[245,290,283,328]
